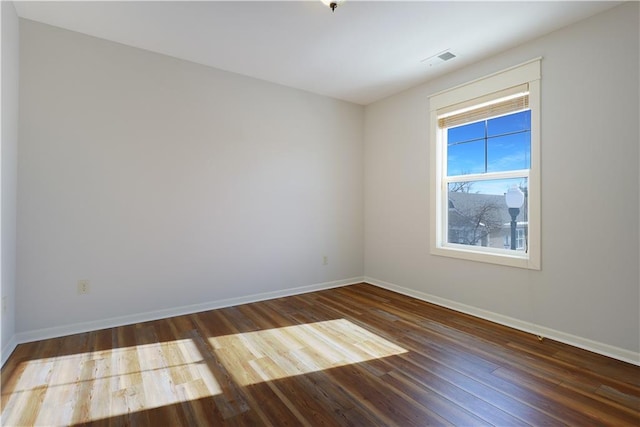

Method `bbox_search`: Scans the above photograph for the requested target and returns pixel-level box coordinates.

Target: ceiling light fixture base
[321,0,345,12]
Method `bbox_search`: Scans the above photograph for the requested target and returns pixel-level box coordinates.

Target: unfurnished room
[1,1,639,426]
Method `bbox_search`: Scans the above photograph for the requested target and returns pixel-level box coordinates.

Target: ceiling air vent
[422,50,457,67]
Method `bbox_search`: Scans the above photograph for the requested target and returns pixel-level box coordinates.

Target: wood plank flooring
[2,283,639,426]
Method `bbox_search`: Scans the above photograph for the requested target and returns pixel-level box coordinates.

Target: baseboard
[1,335,18,367]
[11,275,638,367]
[364,276,640,366]
[13,276,365,347]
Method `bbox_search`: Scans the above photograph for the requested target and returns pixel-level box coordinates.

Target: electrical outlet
[77,280,90,295]
[323,256,328,266]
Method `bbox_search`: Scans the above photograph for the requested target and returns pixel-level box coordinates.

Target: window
[429,59,541,269]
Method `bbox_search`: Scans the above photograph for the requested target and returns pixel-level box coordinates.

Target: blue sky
[447,110,530,195]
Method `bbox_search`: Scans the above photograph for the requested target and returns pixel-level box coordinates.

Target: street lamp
[505,185,525,250]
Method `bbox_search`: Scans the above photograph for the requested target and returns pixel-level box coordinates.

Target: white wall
[364,2,639,361]
[13,3,640,365]
[18,20,364,334]
[1,1,19,362]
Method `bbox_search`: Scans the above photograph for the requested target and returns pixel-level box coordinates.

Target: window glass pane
[447,140,485,176]
[487,110,530,137]
[447,178,528,251]
[487,132,530,172]
[516,229,525,250]
[448,121,485,144]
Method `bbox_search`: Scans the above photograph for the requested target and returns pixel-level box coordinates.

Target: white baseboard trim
[10,276,638,367]
[364,276,640,366]
[1,335,18,367]
[13,276,365,348]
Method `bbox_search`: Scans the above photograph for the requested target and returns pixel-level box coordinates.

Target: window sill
[431,245,540,270]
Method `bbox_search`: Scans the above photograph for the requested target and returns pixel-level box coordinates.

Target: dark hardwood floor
[2,283,639,426]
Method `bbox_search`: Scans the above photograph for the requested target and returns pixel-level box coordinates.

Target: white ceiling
[14,0,621,105]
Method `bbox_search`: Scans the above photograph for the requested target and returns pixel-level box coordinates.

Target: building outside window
[504,228,526,250]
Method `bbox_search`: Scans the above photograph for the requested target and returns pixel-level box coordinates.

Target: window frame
[429,58,541,270]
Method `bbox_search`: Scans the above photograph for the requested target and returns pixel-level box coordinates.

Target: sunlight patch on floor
[1,338,219,426]
[209,318,408,386]
[1,319,407,425]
